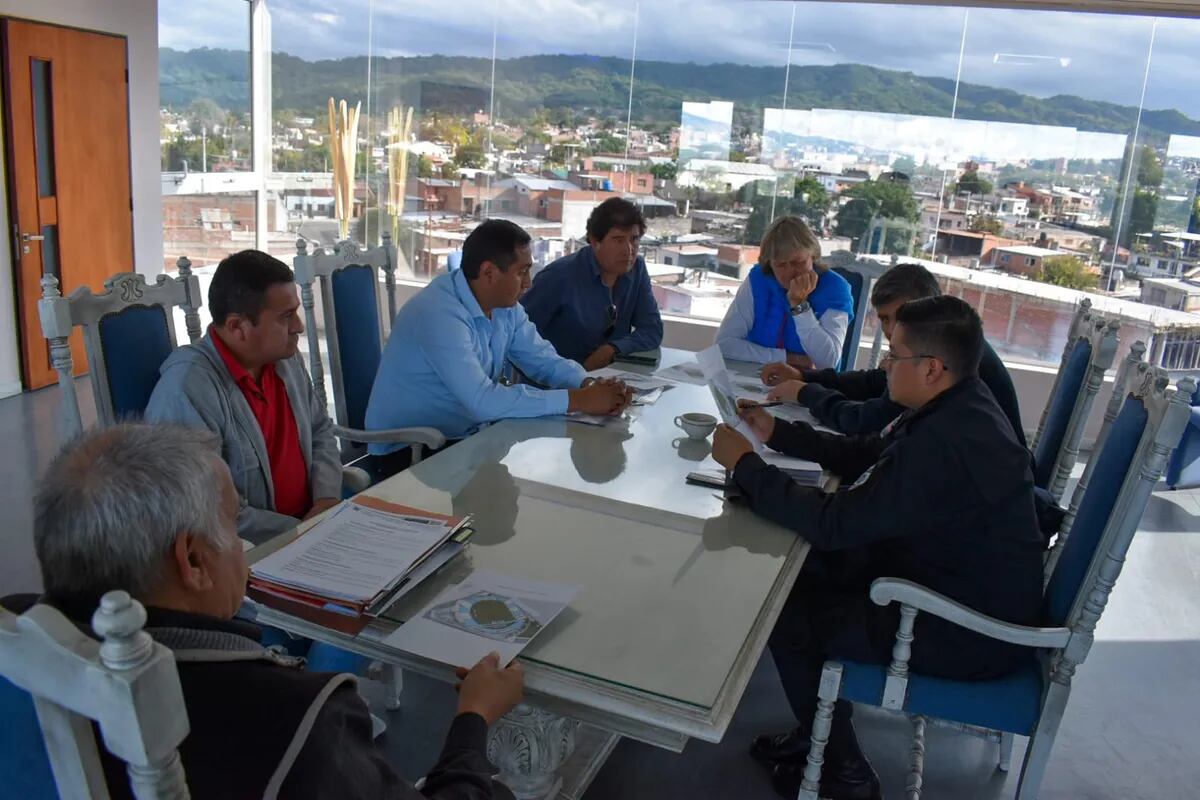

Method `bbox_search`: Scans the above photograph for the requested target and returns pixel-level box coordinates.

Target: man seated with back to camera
[710,296,1044,800]
[7,422,521,799]
[759,262,1025,442]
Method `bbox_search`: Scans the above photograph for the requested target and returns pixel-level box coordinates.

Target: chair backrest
[1046,340,1150,577]
[824,251,893,372]
[0,591,190,799]
[1042,371,1192,642]
[831,267,864,372]
[1030,302,1120,502]
[294,235,398,431]
[37,261,202,444]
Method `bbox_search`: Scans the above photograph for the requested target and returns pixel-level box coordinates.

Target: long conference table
[247,348,819,800]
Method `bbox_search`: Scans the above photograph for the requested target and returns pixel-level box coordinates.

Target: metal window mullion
[251,0,272,252]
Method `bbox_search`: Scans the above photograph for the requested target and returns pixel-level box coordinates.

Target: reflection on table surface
[254,348,808,711]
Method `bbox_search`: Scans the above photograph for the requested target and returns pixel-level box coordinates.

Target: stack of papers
[697,452,824,487]
[249,497,472,623]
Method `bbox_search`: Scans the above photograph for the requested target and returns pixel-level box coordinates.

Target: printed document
[383,570,580,667]
[251,501,452,604]
[696,345,765,453]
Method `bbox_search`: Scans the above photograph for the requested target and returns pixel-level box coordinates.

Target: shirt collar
[451,268,489,321]
[209,327,273,391]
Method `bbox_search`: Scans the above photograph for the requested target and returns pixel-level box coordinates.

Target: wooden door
[3,19,133,389]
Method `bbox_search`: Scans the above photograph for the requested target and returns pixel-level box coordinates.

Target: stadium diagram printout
[383,570,580,666]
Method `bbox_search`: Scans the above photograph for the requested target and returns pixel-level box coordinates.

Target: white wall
[0,0,161,398]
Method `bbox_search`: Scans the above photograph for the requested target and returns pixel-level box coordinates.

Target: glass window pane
[161,192,258,268]
[158,0,252,173]
[31,59,57,198]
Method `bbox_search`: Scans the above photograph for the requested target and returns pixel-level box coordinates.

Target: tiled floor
[4,380,1199,798]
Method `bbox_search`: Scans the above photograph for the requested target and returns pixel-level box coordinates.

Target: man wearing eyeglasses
[758,262,1024,442]
[522,197,663,370]
[711,296,1043,800]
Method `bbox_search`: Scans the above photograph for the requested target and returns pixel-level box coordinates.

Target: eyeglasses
[603,303,617,338]
[880,349,944,368]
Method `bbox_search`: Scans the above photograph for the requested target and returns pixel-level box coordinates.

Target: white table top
[250,348,812,746]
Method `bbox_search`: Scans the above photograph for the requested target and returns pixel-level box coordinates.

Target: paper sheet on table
[587,367,673,405]
[250,502,452,604]
[696,345,765,453]
[382,570,580,667]
[588,367,677,392]
[655,361,707,386]
[768,403,841,435]
[702,451,821,474]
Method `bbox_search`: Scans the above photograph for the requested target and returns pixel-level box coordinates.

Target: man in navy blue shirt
[522,197,664,370]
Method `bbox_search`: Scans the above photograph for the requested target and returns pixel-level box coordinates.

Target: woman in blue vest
[716,216,854,368]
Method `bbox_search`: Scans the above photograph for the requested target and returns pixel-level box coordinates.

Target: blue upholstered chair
[1164,380,1200,489]
[795,371,1194,800]
[1047,340,1149,576]
[1030,299,1120,503]
[294,235,445,464]
[825,251,898,373]
[0,591,189,799]
[831,267,864,373]
[37,261,203,443]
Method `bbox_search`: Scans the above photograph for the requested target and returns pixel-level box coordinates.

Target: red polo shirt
[210,331,311,518]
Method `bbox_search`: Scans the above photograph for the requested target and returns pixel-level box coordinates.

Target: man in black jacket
[712,296,1044,800]
[760,262,1026,443]
[17,422,521,800]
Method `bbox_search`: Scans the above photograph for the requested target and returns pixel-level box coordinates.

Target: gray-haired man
[7,423,520,799]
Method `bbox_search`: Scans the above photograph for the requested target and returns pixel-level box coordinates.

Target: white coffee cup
[674,412,718,440]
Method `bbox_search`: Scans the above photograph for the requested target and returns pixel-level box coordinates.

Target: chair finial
[176,255,192,278]
[40,273,61,300]
[1130,340,1147,358]
[296,238,308,256]
[92,591,154,671]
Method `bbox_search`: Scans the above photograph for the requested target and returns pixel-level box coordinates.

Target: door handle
[21,233,44,242]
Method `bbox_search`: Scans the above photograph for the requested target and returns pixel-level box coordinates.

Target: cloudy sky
[160,0,1200,118]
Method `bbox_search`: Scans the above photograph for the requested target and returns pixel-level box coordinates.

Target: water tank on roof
[602,179,613,191]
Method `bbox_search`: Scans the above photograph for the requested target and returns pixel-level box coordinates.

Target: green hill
[159,48,1200,139]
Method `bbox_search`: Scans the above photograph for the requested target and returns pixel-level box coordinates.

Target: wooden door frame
[0,15,134,390]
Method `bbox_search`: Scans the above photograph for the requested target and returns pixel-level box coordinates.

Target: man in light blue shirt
[364,219,630,475]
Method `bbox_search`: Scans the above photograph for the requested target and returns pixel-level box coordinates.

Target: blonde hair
[759,216,825,276]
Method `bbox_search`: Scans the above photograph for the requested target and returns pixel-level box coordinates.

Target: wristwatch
[790,301,811,315]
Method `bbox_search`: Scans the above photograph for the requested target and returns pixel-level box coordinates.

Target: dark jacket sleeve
[283,685,509,800]
[767,418,886,483]
[800,367,887,400]
[609,262,663,355]
[731,429,968,552]
[978,343,1026,445]
[797,383,906,435]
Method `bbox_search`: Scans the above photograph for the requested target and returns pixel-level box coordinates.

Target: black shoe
[768,750,882,800]
[751,725,812,767]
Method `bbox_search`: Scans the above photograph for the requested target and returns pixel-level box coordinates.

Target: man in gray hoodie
[146,250,342,543]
